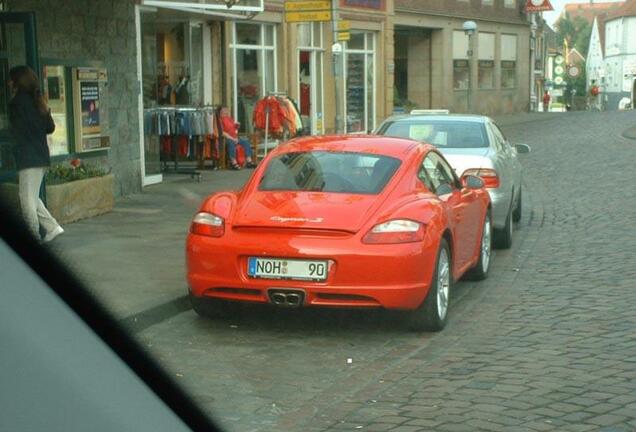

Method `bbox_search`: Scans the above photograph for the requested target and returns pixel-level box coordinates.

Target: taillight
[190,212,225,237]
[362,219,425,244]
[463,168,500,188]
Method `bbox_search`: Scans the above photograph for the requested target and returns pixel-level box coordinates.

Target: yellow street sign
[337,31,350,41]
[337,20,351,31]
[285,10,332,22]
[284,1,331,12]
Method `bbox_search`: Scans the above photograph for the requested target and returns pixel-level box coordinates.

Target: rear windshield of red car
[259,151,402,194]
[378,120,489,148]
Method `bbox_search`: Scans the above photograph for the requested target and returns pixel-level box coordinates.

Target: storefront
[394,2,530,116]
[135,1,264,185]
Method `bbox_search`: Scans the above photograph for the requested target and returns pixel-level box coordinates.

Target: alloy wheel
[481,218,491,272]
[436,249,450,320]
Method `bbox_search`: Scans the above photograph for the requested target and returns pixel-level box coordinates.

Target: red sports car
[186,136,492,331]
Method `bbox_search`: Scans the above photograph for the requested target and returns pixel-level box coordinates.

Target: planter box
[0,173,114,224]
[46,174,114,224]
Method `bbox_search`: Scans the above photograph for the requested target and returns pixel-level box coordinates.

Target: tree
[555,13,592,57]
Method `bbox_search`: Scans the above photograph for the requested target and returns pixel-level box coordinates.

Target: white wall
[625,17,636,54]
[605,19,622,57]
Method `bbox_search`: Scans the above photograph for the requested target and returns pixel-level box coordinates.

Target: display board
[72,67,110,153]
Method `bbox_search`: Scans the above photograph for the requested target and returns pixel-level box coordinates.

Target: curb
[122,295,191,334]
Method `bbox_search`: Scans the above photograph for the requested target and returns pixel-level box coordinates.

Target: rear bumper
[186,228,439,310]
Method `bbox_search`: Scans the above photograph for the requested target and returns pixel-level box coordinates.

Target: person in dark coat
[8,65,64,242]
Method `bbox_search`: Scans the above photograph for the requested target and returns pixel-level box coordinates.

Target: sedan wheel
[409,239,452,332]
[494,201,513,249]
[466,212,492,280]
[512,188,522,223]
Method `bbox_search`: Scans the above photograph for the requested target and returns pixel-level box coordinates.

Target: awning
[141,0,263,19]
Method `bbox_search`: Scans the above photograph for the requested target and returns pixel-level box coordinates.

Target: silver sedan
[375,113,530,248]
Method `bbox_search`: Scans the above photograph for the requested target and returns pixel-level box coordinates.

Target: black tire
[494,201,513,249]
[189,293,237,319]
[465,211,492,281]
[409,239,452,332]
[512,188,522,223]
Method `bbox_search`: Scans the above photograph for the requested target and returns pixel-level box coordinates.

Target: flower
[70,158,82,168]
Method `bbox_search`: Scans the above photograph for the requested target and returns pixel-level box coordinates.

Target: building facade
[0,0,533,200]
[393,0,531,116]
[602,1,636,109]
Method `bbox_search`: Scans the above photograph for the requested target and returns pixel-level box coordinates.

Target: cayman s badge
[270,216,324,223]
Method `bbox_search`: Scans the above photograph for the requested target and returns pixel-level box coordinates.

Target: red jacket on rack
[253,96,285,133]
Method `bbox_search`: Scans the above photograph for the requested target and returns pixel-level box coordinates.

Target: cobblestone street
[53,111,636,432]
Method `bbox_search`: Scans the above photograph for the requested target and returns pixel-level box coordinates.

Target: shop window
[344,31,375,133]
[297,23,324,135]
[482,0,493,5]
[501,34,517,89]
[454,60,469,90]
[232,23,276,134]
[348,33,365,50]
[43,65,70,156]
[236,23,261,46]
[479,61,495,89]
[504,0,515,7]
[501,61,517,88]
[453,30,469,90]
[478,32,494,89]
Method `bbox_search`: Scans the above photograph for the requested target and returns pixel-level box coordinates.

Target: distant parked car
[187,135,492,331]
[375,111,530,248]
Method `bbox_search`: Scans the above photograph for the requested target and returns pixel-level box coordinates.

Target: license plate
[247,257,328,281]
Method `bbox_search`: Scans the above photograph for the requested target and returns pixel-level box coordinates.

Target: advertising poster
[80,81,101,136]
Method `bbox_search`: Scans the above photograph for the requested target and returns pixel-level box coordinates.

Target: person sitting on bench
[219,106,256,170]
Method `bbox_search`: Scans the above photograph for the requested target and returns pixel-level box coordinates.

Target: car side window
[420,152,456,195]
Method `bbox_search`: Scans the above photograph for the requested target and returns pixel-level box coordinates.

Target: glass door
[297,23,324,136]
[0,12,39,183]
[135,6,162,185]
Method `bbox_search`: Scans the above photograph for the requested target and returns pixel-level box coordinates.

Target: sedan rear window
[378,120,489,148]
[259,151,401,194]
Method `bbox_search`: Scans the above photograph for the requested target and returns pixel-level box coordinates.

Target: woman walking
[8,65,64,242]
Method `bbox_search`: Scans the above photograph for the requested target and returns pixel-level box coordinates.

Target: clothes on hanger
[252,95,304,138]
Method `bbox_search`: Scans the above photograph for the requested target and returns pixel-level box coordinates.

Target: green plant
[46,158,108,185]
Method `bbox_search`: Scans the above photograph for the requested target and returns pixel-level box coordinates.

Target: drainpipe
[530,13,537,112]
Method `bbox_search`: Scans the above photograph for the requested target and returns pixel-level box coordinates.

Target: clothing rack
[144,105,221,181]
[255,92,302,159]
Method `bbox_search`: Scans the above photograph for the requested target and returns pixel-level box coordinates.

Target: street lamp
[463,21,477,112]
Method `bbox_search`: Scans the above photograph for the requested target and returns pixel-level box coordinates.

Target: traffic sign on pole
[285,10,332,22]
[337,31,350,41]
[337,20,351,31]
[284,1,331,11]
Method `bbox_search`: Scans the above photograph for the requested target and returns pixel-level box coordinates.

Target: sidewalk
[49,169,252,322]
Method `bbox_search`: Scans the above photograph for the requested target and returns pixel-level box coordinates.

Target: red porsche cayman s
[187,135,492,331]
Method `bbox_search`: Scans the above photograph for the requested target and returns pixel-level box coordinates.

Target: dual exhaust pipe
[268,289,305,308]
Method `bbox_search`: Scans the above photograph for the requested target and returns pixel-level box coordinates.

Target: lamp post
[463,20,477,112]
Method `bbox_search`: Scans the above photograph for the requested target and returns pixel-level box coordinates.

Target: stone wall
[8,0,142,197]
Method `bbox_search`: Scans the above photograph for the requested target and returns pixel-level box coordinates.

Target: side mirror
[514,143,531,154]
[461,174,484,190]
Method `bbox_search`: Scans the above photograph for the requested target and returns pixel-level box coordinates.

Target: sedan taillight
[463,168,500,188]
[190,212,225,237]
[362,219,425,244]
